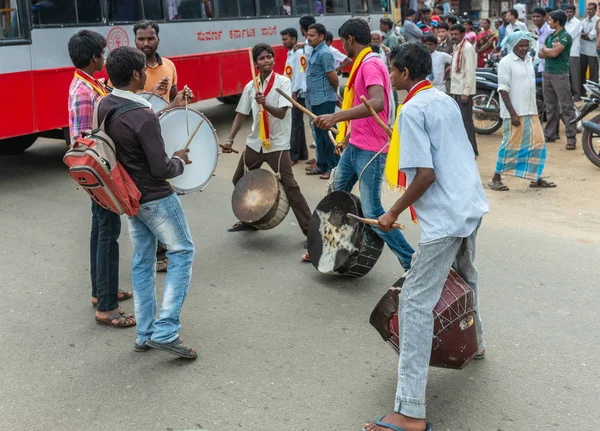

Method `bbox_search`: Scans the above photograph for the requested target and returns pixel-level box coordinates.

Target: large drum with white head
[159,108,219,194]
[139,91,169,113]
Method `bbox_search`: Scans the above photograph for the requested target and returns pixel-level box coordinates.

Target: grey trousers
[542,72,577,144]
[580,54,599,95]
[395,221,484,419]
[569,56,581,99]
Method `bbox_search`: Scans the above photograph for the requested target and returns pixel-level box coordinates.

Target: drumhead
[232,169,279,224]
[159,108,219,194]
[139,92,169,113]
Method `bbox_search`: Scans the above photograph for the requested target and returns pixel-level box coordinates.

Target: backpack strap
[94,98,147,134]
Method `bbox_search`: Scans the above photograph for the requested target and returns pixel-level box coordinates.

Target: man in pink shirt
[314,18,414,270]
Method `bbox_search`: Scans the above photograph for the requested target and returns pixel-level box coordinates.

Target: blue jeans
[127,193,195,344]
[90,200,121,312]
[311,101,339,173]
[333,144,414,270]
[395,222,484,418]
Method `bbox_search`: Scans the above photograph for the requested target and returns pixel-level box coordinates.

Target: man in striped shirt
[67,30,135,328]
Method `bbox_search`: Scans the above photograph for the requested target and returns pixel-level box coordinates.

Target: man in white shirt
[580,2,598,95]
[326,31,352,73]
[532,7,554,73]
[371,30,390,65]
[490,31,556,192]
[565,4,583,101]
[222,43,312,238]
[450,24,478,156]
[424,35,452,91]
[281,27,309,164]
[505,8,528,36]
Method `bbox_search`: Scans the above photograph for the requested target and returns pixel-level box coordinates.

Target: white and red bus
[0,0,389,154]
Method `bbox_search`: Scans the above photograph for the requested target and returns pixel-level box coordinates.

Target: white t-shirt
[399,86,489,243]
[329,46,348,69]
[430,51,452,91]
[566,17,582,57]
[236,73,293,153]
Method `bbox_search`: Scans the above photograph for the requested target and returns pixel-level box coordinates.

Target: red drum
[369,269,478,370]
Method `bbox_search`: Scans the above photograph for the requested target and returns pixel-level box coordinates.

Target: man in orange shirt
[133,20,178,102]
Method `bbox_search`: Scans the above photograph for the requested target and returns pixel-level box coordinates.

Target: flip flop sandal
[301,253,311,262]
[475,349,486,359]
[91,290,133,307]
[306,168,324,175]
[227,221,258,233]
[566,142,577,150]
[134,341,151,352]
[146,336,197,359]
[156,258,169,272]
[362,416,432,431]
[530,179,557,188]
[95,312,136,328]
[305,158,316,164]
[488,181,509,191]
[304,241,308,249]
[319,173,331,180]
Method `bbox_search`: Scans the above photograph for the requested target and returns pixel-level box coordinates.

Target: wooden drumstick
[219,143,240,154]
[183,118,205,151]
[346,213,404,230]
[360,95,393,138]
[249,48,265,113]
[275,88,339,135]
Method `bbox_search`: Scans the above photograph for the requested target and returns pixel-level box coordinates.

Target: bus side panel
[33,68,73,133]
[171,54,220,100]
[0,71,36,140]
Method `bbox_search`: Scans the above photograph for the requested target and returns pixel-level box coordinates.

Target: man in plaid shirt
[68,30,135,328]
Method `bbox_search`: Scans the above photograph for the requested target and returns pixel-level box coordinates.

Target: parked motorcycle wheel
[581,114,600,168]
[473,91,502,135]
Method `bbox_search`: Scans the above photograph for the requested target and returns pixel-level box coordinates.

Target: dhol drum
[139,92,169,113]
[159,108,219,194]
[369,269,479,370]
[306,191,384,277]
[231,168,290,230]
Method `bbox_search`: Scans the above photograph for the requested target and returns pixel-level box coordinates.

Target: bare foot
[364,413,427,431]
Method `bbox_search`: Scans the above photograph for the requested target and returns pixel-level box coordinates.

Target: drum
[159,108,219,194]
[139,92,169,113]
[231,168,290,230]
[369,269,479,370]
[306,191,384,277]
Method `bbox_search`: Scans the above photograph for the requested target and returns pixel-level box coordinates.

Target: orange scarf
[74,70,108,96]
[384,79,433,224]
[256,73,276,149]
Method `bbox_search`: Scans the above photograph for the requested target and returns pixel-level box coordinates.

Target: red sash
[256,73,276,145]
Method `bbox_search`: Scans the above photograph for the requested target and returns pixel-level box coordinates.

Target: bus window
[217,0,256,18]
[353,0,368,13]
[30,0,102,25]
[107,0,164,22]
[259,0,282,16]
[295,0,322,14]
[325,0,350,13]
[177,0,214,19]
[1,0,21,38]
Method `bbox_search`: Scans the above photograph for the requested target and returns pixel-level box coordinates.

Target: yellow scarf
[336,46,372,144]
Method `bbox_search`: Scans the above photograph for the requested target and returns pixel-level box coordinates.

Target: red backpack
[63,99,145,216]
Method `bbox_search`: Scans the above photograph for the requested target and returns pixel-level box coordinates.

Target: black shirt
[98,94,184,204]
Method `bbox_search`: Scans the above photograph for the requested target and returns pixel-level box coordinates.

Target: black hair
[550,10,567,26]
[564,4,576,11]
[68,30,107,69]
[370,43,381,53]
[465,19,473,25]
[424,34,438,44]
[532,7,546,16]
[326,31,334,43]
[508,8,519,18]
[450,23,465,34]
[390,42,432,80]
[106,46,146,88]
[434,4,443,11]
[481,18,491,25]
[422,7,431,13]
[437,22,449,30]
[280,27,298,40]
[308,23,327,37]
[299,15,316,31]
[338,17,371,45]
[446,15,457,24]
[501,10,508,16]
[545,7,553,14]
[589,2,598,9]
[380,17,394,30]
[406,8,416,17]
[252,43,275,63]
[133,20,160,36]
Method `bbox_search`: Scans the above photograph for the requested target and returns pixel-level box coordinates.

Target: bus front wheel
[0,134,38,155]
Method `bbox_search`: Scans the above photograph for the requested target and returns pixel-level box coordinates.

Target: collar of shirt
[147,53,164,69]
[313,41,327,54]
[257,71,275,90]
[536,22,550,36]
[508,51,531,64]
[111,88,154,109]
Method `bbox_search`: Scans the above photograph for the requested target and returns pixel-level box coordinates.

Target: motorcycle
[572,81,600,168]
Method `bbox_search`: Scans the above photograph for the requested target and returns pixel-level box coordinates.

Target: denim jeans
[127,193,195,344]
[395,222,484,418]
[333,144,414,270]
[311,101,339,173]
[90,200,121,312]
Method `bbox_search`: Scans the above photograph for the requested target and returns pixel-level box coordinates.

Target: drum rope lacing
[243,149,284,180]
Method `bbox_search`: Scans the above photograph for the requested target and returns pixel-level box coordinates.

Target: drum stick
[360,95,392,138]
[249,48,265,113]
[219,144,240,154]
[183,118,205,151]
[346,213,404,230]
[275,88,339,135]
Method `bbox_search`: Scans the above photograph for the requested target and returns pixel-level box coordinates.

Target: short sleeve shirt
[236,73,293,153]
[305,42,338,106]
[143,53,178,101]
[349,56,391,153]
[544,29,572,74]
[399,87,489,243]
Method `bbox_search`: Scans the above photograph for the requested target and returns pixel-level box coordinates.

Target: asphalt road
[0,99,598,431]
